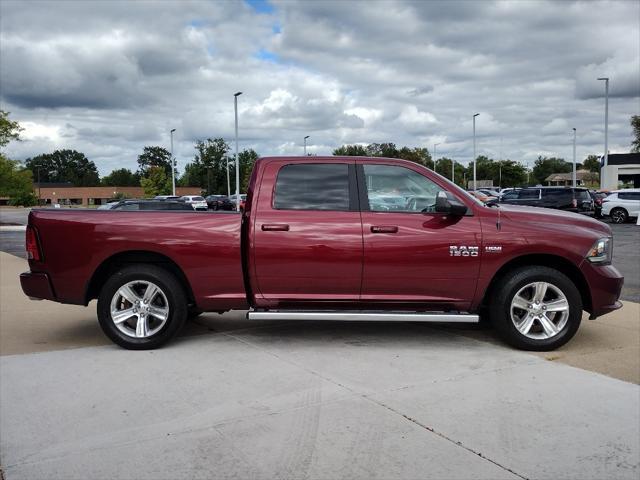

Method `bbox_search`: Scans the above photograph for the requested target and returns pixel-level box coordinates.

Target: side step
[247,311,479,323]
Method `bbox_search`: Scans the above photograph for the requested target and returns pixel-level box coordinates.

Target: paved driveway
[1,252,639,479]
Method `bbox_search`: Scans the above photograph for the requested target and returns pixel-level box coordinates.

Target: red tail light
[25,226,42,261]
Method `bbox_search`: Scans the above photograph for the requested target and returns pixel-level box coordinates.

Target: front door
[358,161,481,310]
[251,160,363,306]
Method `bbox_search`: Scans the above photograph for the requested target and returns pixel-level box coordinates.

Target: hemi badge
[485,245,502,253]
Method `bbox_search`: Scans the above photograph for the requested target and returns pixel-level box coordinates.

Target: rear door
[619,191,640,216]
[251,160,363,305]
[358,160,481,309]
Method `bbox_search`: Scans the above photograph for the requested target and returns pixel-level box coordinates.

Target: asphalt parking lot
[1,207,639,479]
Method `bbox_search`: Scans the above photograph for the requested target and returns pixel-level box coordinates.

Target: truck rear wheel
[490,266,582,351]
[97,264,188,349]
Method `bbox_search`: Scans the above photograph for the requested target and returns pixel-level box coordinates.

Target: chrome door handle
[371,225,398,233]
[261,224,290,231]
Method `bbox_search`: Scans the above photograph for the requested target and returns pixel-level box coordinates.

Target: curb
[0,226,26,232]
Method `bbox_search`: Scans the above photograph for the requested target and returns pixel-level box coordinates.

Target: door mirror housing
[435,191,468,216]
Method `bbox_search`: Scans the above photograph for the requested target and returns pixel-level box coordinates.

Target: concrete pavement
[1,252,639,479]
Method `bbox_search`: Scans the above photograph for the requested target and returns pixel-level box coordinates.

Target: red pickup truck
[21,156,623,351]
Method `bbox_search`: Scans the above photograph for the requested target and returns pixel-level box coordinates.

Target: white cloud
[0,0,638,175]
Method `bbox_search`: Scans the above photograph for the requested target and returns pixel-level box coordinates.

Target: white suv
[179,195,208,211]
[601,189,640,223]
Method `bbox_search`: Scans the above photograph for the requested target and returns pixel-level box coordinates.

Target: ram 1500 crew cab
[21,156,624,351]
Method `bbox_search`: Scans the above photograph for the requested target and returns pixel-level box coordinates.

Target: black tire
[610,207,628,224]
[97,264,188,350]
[188,307,203,320]
[489,266,582,351]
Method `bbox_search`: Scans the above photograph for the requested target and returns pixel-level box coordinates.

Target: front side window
[274,163,350,210]
[363,164,441,213]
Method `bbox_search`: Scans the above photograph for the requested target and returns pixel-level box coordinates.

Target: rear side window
[518,189,540,199]
[619,192,640,200]
[575,190,591,200]
[274,163,350,211]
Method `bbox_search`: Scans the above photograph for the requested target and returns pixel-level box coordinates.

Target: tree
[0,110,23,148]
[398,146,433,169]
[464,156,527,188]
[582,155,601,173]
[137,146,173,177]
[631,115,640,153]
[24,150,100,186]
[334,143,434,168]
[0,156,37,206]
[102,168,140,186]
[180,138,230,194]
[140,166,172,197]
[365,142,399,158]
[434,157,466,185]
[238,149,259,192]
[531,156,571,185]
[333,144,368,156]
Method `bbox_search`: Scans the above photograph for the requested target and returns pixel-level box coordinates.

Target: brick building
[33,184,202,206]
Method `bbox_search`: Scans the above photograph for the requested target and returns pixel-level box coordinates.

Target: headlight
[586,237,612,264]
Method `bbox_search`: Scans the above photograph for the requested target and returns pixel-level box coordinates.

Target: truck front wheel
[490,266,582,351]
[97,264,188,349]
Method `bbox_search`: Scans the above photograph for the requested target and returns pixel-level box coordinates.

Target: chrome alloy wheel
[510,282,569,340]
[110,280,169,338]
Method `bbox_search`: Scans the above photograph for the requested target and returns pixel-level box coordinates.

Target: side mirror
[485,198,498,206]
[435,191,468,216]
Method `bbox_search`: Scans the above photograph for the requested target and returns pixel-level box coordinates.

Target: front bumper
[580,262,624,318]
[20,271,56,301]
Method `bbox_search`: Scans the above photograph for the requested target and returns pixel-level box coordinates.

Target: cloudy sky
[1,0,638,176]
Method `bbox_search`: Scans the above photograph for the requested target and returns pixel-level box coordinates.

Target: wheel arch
[482,254,592,313]
[85,250,196,307]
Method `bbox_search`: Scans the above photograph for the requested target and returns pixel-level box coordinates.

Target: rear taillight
[25,225,42,261]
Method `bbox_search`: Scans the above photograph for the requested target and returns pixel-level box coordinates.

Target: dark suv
[498,187,594,214]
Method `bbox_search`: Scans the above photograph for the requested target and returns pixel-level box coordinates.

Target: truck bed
[27,209,248,310]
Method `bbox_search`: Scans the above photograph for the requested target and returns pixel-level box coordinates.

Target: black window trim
[271,162,359,212]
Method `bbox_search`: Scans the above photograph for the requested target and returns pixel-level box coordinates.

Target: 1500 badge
[449,246,479,257]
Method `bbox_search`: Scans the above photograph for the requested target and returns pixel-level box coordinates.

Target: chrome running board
[247,311,479,323]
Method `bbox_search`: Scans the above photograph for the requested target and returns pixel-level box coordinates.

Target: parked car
[497,187,594,214]
[99,199,194,211]
[206,195,234,211]
[601,188,640,223]
[179,195,208,211]
[21,156,622,352]
[227,193,247,211]
[154,195,181,201]
[468,190,498,203]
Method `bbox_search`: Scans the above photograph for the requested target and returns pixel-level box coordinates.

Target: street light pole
[304,135,310,156]
[170,128,176,196]
[226,157,231,197]
[433,143,440,173]
[597,77,609,189]
[473,113,479,189]
[572,128,577,188]
[234,92,242,211]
